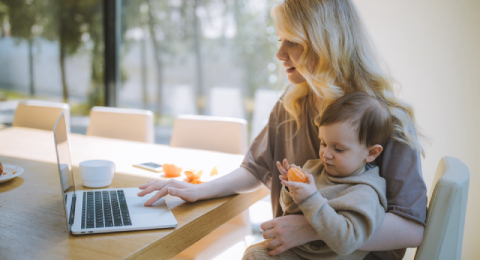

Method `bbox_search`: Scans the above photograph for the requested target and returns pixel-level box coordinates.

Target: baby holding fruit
[243,92,391,260]
[138,1,427,257]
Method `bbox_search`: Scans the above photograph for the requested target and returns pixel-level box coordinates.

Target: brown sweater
[241,91,427,260]
[280,159,387,260]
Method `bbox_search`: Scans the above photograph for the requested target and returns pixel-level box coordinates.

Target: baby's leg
[242,241,301,260]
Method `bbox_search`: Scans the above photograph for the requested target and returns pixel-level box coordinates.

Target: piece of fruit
[0,162,3,175]
[183,169,204,184]
[189,179,204,184]
[184,170,203,181]
[210,166,218,176]
[287,166,307,183]
[163,163,182,177]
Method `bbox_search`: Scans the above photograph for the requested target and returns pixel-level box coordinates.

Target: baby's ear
[366,144,383,163]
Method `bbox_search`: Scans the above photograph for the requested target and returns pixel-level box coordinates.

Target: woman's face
[276,36,307,84]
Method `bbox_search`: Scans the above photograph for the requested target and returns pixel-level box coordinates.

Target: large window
[0,0,104,133]
[0,0,285,143]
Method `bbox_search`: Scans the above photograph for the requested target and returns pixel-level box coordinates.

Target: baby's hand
[276,158,292,182]
[281,173,316,204]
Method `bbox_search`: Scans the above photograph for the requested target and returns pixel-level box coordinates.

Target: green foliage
[2,0,282,119]
[0,89,29,101]
[230,0,280,96]
[0,2,8,36]
[70,102,92,116]
[2,0,105,107]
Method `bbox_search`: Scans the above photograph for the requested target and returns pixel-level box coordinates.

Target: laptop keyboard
[81,190,132,229]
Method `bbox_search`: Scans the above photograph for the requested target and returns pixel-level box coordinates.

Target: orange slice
[210,166,218,176]
[189,179,204,184]
[163,163,182,177]
[184,170,203,181]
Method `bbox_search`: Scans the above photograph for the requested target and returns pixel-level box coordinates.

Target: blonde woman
[138,0,426,259]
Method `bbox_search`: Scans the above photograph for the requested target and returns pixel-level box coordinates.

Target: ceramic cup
[79,160,115,188]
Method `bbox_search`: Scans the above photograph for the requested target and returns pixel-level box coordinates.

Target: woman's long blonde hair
[273,0,425,156]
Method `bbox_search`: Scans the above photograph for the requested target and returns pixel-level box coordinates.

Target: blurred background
[0,0,285,143]
[0,0,479,259]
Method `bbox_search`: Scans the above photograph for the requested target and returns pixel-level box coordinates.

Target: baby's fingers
[281,179,297,188]
[276,161,288,176]
[282,158,291,171]
[306,173,315,184]
[283,179,310,189]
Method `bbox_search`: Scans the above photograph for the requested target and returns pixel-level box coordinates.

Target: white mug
[79,160,115,188]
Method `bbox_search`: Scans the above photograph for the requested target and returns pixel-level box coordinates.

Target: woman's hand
[137,179,200,206]
[261,214,321,256]
[137,167,262,206]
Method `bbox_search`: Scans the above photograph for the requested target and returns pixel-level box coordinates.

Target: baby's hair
[319,92,392,147]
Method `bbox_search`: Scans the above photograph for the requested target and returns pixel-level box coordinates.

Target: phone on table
[133,162,163,172]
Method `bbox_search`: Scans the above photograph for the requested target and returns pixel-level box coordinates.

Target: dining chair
[170,114,251,260]
[170,114,248,154]
[12,100,71,132]
[412,156,470,260]
[86,106,155,143]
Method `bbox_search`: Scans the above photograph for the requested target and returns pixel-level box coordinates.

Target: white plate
[0,164,24,183]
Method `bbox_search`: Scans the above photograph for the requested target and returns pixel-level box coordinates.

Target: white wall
[353,1,480,259]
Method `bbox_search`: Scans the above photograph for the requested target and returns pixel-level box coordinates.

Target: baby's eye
[335,147,344,152]
[320,142,326,147]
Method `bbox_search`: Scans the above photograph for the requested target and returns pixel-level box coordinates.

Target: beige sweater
[280,159,387,260]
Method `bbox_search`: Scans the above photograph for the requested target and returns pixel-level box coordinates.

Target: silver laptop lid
[53,112,76,231]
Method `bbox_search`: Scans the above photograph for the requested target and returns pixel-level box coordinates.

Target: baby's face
[318,121,370,177]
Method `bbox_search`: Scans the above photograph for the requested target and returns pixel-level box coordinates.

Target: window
[0,0,104,132]
[0,0,285,143]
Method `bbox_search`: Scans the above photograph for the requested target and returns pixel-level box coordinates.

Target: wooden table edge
[125,186,270,260]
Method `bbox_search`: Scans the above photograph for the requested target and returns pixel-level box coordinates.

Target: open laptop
[53,112,177,235]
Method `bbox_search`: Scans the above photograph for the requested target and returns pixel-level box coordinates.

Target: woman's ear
[366,144,383,163]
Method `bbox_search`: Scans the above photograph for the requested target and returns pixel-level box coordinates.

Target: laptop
[53,112,177,235]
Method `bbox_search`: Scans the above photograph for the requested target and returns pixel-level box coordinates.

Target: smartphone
[133,162,163,172]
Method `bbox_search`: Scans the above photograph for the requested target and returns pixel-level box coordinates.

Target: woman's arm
[138,167,262,205]
[198,166,263,198]
[359,213,424,250]
[262,212,423,256]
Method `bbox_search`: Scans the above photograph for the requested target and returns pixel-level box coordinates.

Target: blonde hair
[273,0,425,156]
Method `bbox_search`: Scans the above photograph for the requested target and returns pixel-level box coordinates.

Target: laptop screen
[53,113,76,230]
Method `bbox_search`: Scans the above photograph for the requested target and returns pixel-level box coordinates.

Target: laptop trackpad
[124,189,177,228]
[124,188,171,215]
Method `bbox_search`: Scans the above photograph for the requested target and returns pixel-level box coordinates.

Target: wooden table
[0,127,269,260]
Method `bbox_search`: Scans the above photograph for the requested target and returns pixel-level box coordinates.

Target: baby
[243,91,392,260]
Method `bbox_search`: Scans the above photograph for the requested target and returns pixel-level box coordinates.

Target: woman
[138,0,427,259]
